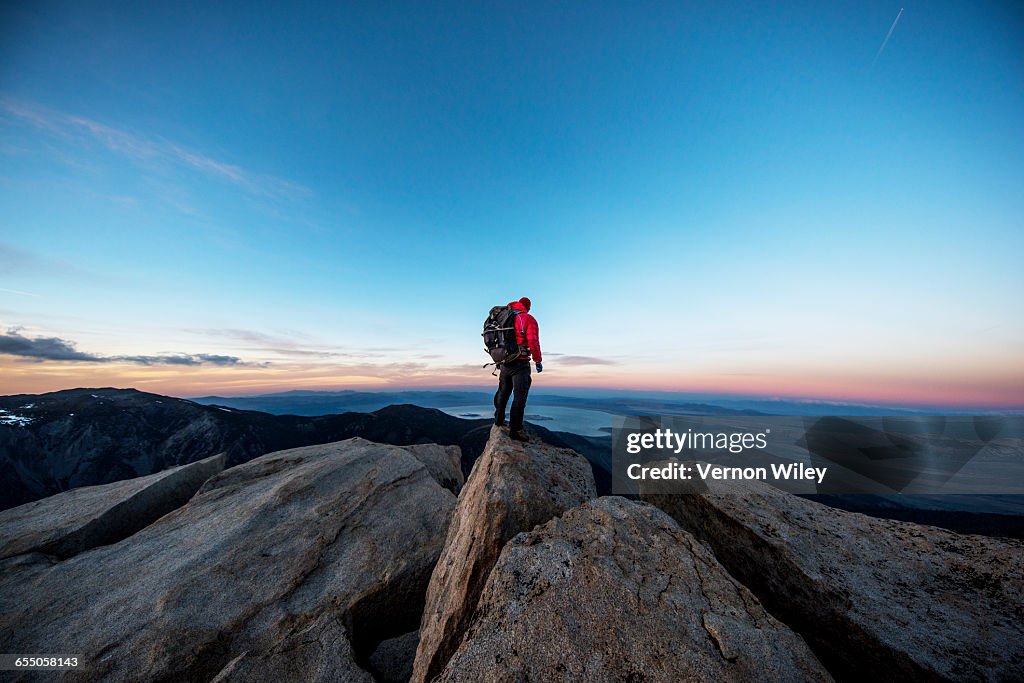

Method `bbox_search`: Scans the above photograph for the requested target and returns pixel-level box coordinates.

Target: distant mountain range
[188,389,998,417]
[0,388,611,511]
[188,389,769,418]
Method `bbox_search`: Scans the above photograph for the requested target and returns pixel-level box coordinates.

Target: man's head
[519,297,531,312]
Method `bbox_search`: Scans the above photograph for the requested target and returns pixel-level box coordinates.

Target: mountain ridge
[0,387,610,511]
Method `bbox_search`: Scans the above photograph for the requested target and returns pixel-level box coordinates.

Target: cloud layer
[0,329,255,367]
[546,354,616,366]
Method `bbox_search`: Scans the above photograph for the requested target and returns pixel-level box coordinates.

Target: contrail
[872,7,904,67]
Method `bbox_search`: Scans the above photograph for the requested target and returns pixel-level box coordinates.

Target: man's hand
[536,362,543,373]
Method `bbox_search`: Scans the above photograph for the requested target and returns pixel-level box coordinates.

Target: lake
[439,404,612,437]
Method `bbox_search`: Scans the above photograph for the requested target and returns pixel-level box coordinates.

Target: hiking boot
[494,419,506,427]
[509,429,529,442]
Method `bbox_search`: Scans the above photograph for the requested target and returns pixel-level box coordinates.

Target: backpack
[482,305,523,366]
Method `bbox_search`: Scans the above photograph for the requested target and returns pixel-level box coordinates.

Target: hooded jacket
[508,300,542,363]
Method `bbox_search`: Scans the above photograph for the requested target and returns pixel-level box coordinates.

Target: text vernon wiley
[622,427,828,485]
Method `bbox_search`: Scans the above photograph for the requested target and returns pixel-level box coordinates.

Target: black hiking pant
[494,359,532,431]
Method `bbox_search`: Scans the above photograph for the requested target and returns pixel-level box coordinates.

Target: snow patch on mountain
[0,409,33,426]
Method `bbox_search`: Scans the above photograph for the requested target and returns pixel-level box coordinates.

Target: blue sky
[1,1,1022,406]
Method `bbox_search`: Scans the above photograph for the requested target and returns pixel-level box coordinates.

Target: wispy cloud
[190,327,312,347]
[186,327,389,359]
[0,287,40,298]
[1,97,311,201]
[548,355,617,366]
[167,144,309,200]
[0,329,264,367]
[114,353,256,367]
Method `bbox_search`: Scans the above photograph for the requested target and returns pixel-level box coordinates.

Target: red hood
[505,301,541,362]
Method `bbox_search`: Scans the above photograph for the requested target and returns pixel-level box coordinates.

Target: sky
[1,1,1022,408]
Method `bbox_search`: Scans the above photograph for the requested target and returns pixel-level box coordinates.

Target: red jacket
[508,301,542,363]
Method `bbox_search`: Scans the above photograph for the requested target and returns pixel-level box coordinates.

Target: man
[493,296,543,442]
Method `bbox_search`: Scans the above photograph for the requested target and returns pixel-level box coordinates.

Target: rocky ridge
[437,496,831,682]
[642,474,1024,681]
[0,452,225,561]
[2,427,1020,682]
[0,439,462,681]
[411,426,597,683]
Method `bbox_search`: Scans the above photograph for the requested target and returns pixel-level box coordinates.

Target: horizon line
[4,384,1021,413]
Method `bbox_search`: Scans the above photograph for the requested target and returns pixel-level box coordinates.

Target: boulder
[399,443,464,494]
[367,630,419,683]
[0,452,225,560]
[0,438,456,682]
[411,426,596,683]
[643,476,1024,681]
[437,496,831,682]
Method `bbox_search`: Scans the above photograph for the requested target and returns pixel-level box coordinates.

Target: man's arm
[525,315,542,363]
